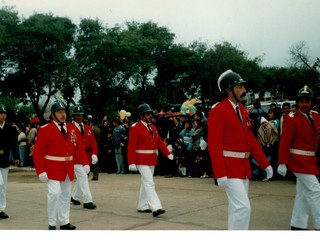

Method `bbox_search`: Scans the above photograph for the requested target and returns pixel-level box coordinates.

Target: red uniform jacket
[127,120,170,166]
[278,110,320,175]
[207,99,270,179]
[73,123,97,165]
[33,121,87,181]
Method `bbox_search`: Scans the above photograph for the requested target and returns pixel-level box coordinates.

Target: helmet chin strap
[53,113,64,124]
[231,89,241,103]
[231,88,246,104]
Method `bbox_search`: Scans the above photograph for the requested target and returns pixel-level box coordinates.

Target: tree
[0,13,76,122]
[288,41,320,97]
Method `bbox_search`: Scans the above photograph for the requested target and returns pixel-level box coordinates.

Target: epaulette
[211,102,221,109]
[288,111,297,118]
[311,110,319,114]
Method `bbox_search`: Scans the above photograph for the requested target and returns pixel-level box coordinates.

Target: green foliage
[0,7,319,121]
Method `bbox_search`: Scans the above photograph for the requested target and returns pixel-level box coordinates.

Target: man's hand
[83,165,90,174]
[265,166,273,179]
[0,171,4,186]
[91,154,98,164]
[129,164,138,172]
[168,154,174,160]
[39,172,48,183]
[199,137,208,150]
[277,164,287,177]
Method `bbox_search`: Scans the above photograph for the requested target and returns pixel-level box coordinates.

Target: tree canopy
[0,7,319,122]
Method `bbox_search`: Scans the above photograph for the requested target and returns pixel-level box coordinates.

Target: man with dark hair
[70,105,97,210]
[278,86,320,230]
[279,102,291,136]
[127,102,174,217]
[207,70,273,230]
[0,104,20,219]
[89,118,101,180]
[33,101,88,230]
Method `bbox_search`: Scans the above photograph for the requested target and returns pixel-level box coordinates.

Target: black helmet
[72,105,84,115]
[0,104,7,113]
[51,101,66,114]
[137,102,153,116]
[298,85,314,99]
[217,69,246,93]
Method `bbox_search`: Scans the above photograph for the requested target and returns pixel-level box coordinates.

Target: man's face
[74,114,83,123]
[0,112,6,123]
[297,97,313,113]
[228,84,247,103]
[282,105,291,115]
[142,112,153,123]
[53,110,67,123]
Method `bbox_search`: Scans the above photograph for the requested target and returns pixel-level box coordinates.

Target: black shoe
[60,223,76,230]
[48,225,56,230]
[71,197,81,205]
[83,202,96,209]
[0,211,9,219]
[291,226,308,230]
[137,209,152,213]
[152,209,165,217]
[91,177,98,181]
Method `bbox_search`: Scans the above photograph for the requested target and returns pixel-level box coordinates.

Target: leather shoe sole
[137,209,152,213]
[71,197,81,205]
[60,223,76,230]
[152,209,165,217]
[83,202,97,209]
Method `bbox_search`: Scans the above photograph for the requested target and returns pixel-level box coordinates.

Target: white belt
[135,149,159,155]
[223,150,250,158]
[44,155,73,161]
[289,148,315,156]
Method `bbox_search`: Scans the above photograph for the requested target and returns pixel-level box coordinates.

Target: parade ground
[0,167,317,239]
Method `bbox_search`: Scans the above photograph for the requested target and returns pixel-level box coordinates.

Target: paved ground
[0,167,317,239]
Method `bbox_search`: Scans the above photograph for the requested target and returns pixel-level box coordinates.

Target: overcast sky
[2,0,320,67]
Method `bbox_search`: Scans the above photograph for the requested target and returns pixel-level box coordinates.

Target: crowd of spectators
[10,100,311,182]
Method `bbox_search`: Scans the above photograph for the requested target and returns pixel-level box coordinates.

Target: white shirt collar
[228,99,239,110]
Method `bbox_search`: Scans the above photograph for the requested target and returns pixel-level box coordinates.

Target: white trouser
[0,168,8,212]
[225,178,251,230]
[47,175,71,226]
[136,165,162,211]
[72,164,92,204]
[291,173,320,229]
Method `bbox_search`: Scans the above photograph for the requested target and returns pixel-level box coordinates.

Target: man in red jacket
[127,102,173,217]
[33,102,87,230]
[70,105,97,210]
[207,70,273,230]
[278,85,320,230]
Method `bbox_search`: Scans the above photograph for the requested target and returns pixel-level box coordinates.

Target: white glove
[264,165,273,179]
[199,137,208,150]
[129,164,138,172]
[277,164,287,177]
[168,154,174,160]
[217,176,229,189]
[39,172,48,183]
[91,154,98,164]
[83,165,90,174]
[0,171,4,186]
